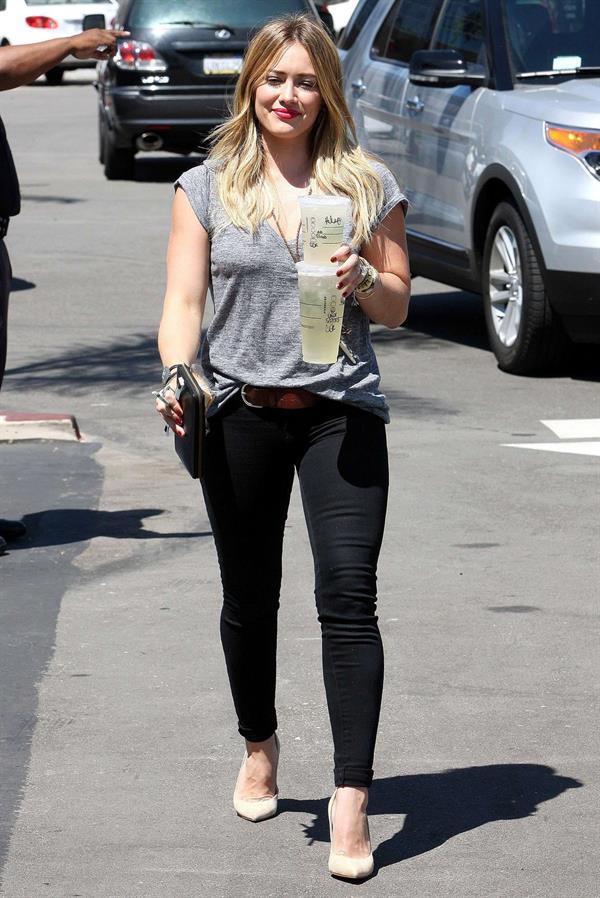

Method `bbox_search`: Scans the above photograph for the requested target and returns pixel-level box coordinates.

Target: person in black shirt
[0,26,127,554]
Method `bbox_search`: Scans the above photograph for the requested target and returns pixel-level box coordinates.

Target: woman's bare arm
[156,187,210,433]
[158,187,209,366]
[332,203,411,329]
[359,203,411,328]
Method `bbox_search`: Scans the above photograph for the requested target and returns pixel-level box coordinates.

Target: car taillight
[25,16,58,28]
[114,40,167,73]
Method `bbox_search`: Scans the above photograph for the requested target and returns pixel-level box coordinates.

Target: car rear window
[128,0,311,29]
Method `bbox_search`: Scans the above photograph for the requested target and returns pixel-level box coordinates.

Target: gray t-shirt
[175,158,407,422]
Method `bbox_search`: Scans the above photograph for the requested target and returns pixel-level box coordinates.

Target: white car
[327,0,360,36]
[0,0,117,84]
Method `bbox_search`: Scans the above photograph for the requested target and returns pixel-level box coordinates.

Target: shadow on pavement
[385,387,459,418]
[5,333,166,394]
[291,763,582,872]
[373,289,489,352]
[380,288,600,382]
[9,277,35,292]
[11,508,211,549]
[0,443,103,883]
[5,298,599,391]
[0,443,212,884]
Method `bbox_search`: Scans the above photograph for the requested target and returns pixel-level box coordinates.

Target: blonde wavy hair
[207,13,386,247]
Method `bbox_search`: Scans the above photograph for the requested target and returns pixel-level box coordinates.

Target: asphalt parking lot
[0,71,598,898]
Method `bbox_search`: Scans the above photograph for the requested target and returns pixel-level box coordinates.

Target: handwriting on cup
[308,214,343,249]
[324,297,342,332]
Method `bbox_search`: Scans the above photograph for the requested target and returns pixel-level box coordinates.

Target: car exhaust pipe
[136,132,163,152]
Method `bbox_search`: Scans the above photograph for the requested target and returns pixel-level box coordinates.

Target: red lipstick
[273,108,300,120]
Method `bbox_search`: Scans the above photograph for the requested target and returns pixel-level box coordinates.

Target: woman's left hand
[330,245,362,298]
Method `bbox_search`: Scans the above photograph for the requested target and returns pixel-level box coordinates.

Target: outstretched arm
[0,28,128,91]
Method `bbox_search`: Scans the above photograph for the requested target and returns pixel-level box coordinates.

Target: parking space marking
[504,441,600,457]
[503,419,600,457]
[541,419,600,439]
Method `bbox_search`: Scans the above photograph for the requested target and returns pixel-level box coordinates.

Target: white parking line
[504,441,600,457]
[541,419,600,439]
[503,419,600,457]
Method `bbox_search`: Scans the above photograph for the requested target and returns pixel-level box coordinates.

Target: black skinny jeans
[0,239,11,389]
[201,392,388,788]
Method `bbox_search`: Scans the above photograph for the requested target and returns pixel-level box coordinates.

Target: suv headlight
[545,124,600,181]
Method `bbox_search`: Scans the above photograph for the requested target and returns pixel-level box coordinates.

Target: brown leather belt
[241,384,319,410]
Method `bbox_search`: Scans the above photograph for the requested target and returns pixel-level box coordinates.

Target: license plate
[203,56,243,76]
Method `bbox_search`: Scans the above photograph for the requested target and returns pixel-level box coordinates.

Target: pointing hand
[71,28,130,61]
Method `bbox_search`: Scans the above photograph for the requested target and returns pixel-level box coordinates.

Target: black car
[96,0,334,178]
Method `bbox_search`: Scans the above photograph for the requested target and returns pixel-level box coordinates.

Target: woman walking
[155,13,409,880]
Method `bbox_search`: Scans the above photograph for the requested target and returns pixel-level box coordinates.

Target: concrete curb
[0,411,81,443]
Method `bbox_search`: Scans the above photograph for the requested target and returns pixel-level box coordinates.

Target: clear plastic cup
[299,196,352,265]
[295,262,345,364]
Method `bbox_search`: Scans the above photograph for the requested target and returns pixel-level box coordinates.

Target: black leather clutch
[173,364,214,479]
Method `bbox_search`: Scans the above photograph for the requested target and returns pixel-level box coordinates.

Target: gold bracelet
[355,257,379,297]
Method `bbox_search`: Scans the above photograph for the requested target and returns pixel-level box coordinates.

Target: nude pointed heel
[233,732,280,822]
[327,788,374,880]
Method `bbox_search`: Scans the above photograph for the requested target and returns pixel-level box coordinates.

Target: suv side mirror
[82,14,106,30]
[409,50,486,88]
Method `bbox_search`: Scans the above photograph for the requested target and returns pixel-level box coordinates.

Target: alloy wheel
[487,225,523,347]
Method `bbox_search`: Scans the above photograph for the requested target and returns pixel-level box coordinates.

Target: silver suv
[340,0,600,373]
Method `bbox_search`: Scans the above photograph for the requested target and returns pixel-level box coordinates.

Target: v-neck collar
[262,219,303,263]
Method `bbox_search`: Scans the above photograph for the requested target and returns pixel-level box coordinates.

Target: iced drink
[299,196,352,265]
[296,262,345,364]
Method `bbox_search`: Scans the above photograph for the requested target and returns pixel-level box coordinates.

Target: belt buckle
[241,384,264,409]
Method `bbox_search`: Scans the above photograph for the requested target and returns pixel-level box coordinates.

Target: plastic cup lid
[298,195,352,207]
[295,261,338,275]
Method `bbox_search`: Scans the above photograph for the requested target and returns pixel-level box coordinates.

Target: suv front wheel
[482,201,569,374]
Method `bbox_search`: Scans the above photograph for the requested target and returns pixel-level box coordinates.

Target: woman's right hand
[155,379,185,437]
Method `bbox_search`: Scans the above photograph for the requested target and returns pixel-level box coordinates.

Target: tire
[103,131,135,180]
[45,67,64,85]
[98,113,105,165]
[482,201,570,374]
